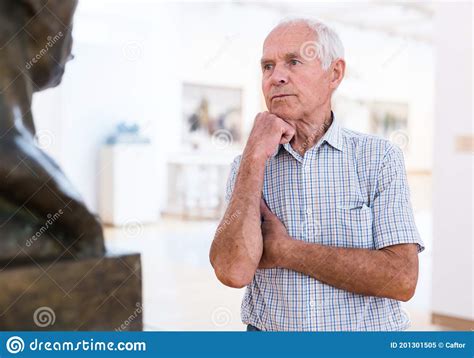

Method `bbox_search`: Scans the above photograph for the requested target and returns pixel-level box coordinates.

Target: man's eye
[290,59,301,66]
[263,64,273,71]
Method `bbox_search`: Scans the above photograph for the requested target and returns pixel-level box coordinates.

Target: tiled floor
[104,212,445,331]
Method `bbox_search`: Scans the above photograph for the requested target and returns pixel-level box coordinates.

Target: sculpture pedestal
[0,252,142,331]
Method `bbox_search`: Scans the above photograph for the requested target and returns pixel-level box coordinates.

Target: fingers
[250,112,295,158]
[279,119,295,145]
[280,129,294,144]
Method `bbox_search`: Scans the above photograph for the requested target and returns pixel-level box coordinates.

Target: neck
[289,103,333,156]
[0,65,35,138]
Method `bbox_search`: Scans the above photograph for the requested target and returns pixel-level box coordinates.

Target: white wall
[431,2,473,321]
[32,1,278,212]
[31,1,435,213]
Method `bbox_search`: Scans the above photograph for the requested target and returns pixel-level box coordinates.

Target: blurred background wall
[431,1,473,330]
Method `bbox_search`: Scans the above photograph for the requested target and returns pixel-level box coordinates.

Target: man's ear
[331,58,345,89]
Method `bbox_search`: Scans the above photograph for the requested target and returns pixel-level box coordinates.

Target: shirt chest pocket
[335,204,374,249]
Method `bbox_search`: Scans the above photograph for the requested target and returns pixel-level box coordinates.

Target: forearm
[210,151,266,288]
[280,240,418,301]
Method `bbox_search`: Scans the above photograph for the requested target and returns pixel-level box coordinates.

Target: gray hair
[273,17,345,70]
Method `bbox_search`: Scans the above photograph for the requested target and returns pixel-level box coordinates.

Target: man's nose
[269,64,289,86]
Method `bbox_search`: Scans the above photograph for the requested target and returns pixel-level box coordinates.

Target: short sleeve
[224,155,242,204]
[372,145,425,253]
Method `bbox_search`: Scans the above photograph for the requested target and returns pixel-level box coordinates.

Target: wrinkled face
[261,23,334,121]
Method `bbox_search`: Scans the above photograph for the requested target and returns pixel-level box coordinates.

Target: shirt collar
[321,112,344,152]
[271,111,344,158]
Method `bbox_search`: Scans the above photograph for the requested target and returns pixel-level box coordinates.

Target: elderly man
[209,18,424,331]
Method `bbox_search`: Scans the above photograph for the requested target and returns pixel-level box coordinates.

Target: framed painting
[182,83,242,149]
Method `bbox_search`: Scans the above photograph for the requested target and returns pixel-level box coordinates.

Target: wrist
[276,235,296,268]
[242,147,267,166]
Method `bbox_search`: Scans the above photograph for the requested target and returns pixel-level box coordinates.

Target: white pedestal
[99,143,159,225]
[165,151,237,219]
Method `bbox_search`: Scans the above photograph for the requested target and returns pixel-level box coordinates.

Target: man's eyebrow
[260,52,302,66]
[284,52,302,60]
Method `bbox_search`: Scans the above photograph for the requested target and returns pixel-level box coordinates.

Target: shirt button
[306,208,312,215]
[309,300,316,308]
[303,165,310,172]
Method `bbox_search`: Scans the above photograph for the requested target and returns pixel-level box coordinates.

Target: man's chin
[269,108,299,122]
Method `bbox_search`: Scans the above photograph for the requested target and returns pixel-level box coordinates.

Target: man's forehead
[262,23,315,58]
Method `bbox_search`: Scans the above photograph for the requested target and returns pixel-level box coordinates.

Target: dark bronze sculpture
[0,0,105,263]
[0,0,142,332]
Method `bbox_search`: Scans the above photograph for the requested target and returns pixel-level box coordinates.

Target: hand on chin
[269,107,298,126]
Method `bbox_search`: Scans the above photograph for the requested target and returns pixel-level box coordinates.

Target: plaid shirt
[225,113,424,331]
